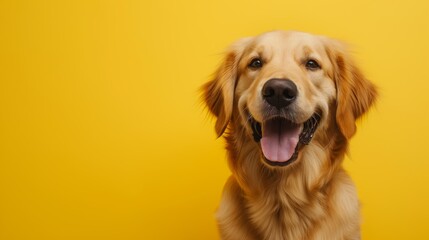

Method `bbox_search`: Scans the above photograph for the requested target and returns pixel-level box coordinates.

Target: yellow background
[0,0,428,239]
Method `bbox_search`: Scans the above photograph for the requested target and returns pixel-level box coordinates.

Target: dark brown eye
[305,59,321,70]
[248,58,263,69]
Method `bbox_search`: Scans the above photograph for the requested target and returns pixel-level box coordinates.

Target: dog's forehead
[253,31,325,55]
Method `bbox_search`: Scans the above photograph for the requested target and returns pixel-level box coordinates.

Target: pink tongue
[260,118,301,162]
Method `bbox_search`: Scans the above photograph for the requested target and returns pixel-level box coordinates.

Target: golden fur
[202,31,377,240]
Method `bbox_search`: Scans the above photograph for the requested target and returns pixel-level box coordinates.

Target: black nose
[262,78,298,109]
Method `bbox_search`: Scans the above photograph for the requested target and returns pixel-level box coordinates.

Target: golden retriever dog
[202,31,377,240]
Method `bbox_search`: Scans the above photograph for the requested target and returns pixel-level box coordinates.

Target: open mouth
[250,113,321,167]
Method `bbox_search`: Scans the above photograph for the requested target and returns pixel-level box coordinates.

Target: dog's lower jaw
[249,112,321,167]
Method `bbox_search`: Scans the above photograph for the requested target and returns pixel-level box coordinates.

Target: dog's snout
[262,78,298,108]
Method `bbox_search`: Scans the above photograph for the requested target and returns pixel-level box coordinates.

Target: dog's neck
[224,115,348,200]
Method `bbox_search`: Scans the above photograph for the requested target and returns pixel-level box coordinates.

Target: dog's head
[203,31,377,168]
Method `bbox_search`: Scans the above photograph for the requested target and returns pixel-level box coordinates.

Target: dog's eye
[305,60,321,70]
[248,58,263,69]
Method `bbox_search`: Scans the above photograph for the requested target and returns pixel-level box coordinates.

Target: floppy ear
[327,40,378,139]
[201,38,250,137]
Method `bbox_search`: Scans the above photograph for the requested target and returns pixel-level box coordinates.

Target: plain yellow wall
[1,0,428,239]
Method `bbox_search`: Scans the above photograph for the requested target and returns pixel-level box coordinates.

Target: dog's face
[203,31,377,168]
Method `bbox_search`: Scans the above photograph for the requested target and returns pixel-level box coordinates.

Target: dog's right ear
[323,38,378,139]
[201,38,251,137]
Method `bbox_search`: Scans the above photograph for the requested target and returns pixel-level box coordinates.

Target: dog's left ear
[201,38,251,137]
[325,39,378,139]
